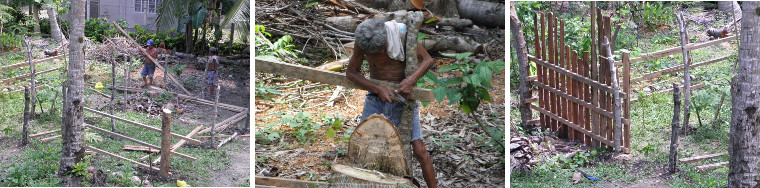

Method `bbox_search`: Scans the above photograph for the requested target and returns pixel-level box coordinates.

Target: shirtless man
[140,40,159,87]
[346,19,437,188]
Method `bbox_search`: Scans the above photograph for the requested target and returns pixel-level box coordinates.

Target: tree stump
[347,114,408,176]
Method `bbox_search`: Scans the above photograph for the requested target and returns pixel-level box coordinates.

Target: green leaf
[478,66,492,87]
[433,86,447,102]
[192,8,208,29]
[469,74,481,87]
[455,52,473,61]
[445,77,463,86]
[422,72,438,85]
[460,103,472,114]
[424,17,438,23]
[447,89,463,105]
[417,33,428,41]
[476,87,491,102]
[439,52,458,57]
[439,64,459,72]
[326,128,336,138]
[303,1,319,7]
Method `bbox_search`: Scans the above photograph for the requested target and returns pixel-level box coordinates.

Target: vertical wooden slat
[570,50,578,143]
[593,7,602,147]
[535,12,546,129]
[583,52,592,145]
[548,13,556,133]
[623,52,631,152]
[559,19,567,139]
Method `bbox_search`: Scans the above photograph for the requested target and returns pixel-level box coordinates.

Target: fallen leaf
[573,172,582,184]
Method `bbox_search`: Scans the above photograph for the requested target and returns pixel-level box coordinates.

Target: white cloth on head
[384,20,407,61]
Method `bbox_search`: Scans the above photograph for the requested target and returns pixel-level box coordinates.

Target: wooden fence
[525,9,630,152]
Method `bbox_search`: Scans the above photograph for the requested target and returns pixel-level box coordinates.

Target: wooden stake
[623,52,631,151]
[24,37,36,119]
[603,37,622,152]
[151,126,203,165]
[111,60,116,132]
[160,108,172,177]
[211,85,220,146]
[669,83,682,174]
[22,86,30,146]
[676,11,692,133]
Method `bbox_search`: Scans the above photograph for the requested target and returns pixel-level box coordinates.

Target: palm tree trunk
[32,4,40,34]
[47,4,65,44]
[729,2,760,187]
[59,0,86,186]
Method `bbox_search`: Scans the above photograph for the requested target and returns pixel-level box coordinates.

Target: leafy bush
[84,17,127,43]
[322,114,348,142]
[129,25,185,52]
[254,25,300,61]
[0,32,22,51]
[420,52,505,114]
[283,112,320,144]
[256,122,283,143]
[642,2,675,30]
[255,81,280,102]
[1,142,61,186]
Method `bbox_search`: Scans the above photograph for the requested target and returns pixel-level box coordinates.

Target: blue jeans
[208,71,216,84]
[360,92,423,142]
[140,63,155,78]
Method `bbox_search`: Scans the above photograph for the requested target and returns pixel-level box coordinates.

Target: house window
[135,0,162,13]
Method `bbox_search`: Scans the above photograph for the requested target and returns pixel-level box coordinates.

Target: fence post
[111,60,116,132]
[22,86,30,146]
[622,52,631,152]
[160,108,172,177]
[510,5,533,127]
[603,37,622,152]
[211,84,220,147]
[669,83,682,173]
[24,37,36,119]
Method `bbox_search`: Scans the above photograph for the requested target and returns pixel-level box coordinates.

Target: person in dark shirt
[208,47,219,98]
[140,40,159,88]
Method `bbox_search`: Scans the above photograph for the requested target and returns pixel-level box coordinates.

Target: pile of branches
[89,37,142,63]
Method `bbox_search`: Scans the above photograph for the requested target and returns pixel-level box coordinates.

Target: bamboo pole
[603,37,622,152]
[160,108,172,177]
[87,145,162,172]
[0,54,67,72]
[216,132,238,149]
[111,60,116,132]
[0,67,62,85]
[84,124,196,161]
[30,129,61,138]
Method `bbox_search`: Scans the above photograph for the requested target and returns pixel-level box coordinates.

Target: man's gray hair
[355,19,387,54]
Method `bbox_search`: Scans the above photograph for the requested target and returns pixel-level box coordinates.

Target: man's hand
[376,87,395,104]
[397,78,415,99]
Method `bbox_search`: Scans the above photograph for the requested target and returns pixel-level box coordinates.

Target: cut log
[30,129,62,138]
[122,145,161,153]
[348,114,408,176]
[216,132,238,149]
[680,152,727,163]
[420,35,482,53]
[255,176,327,187]
[457,0,505,28]
[696,162,729,172]
[328,164,414,187]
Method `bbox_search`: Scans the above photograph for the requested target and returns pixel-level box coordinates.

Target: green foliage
[71,160,90,177]
[255,81,280,102]
[639,143,656,156]
[167,64,187,77]
[420,52,505,114]
[642,2,675,30]
[84,17,127,43]
[0,32,22,51]
[129,24,186,52]
[256,122,282,143]
[84,131,103,143]
[322,114,347,142]
[302,1,319,8]
[283,112,320,144]
[152,91,174,104]
[1,142,61,186]
[431,134,461,151]
[474,126,505,153]
[254,25,300,61]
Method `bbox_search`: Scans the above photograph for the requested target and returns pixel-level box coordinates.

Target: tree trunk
[510,3,532,127]
[669,83,681,174]
[729,2,760,187]
[457,0,505,28]
[47,4,66,44]
[185,22,193,54]
[59,0,86,186]
[31,4,40,34]
[676,11,692,134]
[347,114,408,176]
[719,1,742,22]
[227,23,234,55]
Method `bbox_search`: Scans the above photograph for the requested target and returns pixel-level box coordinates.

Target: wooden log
[530,103,628,153]
[0,54,67,72]
[159,109,171,177]
[255,176,327,187]
[631,55,732,83]
[150,126,203,165]
[669,83,681,173]
[89,87,111,99]
[0,67,62,85]
[696,162,729,172]
[111,21,192,95]
[400,11,423,177]
[457,0,505,28]
[40,135,62,142]
[83,107,201,144]
[328,164,415,187]
[216,132,238,149]
[679,152,727,163]
[603,37,623,152]
[628,35,737,63]
[24,37,36,119]
[87,146,162,173]
[198,111,248,135]
[348,114,408,176]
[30,129,61,138]
[255,58,435,102]
[85,124,196,161]
[122,145,160,153]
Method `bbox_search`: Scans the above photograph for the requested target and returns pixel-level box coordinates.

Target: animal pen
[516,5,738,157]
[4,21,250,177]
